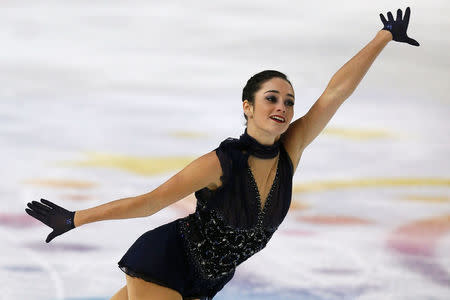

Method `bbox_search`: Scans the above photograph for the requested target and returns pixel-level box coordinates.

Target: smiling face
[243,77,295,143]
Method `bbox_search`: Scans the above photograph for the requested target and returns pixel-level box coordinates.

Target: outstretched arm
[26,150,223,242]
[326,30,392,100]
[282,7,419,162]
[283,30,391,163]
[328,7,419,100]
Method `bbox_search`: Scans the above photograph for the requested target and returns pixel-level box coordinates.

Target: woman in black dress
[25,7,419,300]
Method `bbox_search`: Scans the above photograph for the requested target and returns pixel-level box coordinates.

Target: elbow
[325,76,353,101]
[324,87,349,103]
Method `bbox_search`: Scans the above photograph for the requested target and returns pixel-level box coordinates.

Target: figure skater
[25,7,419,300]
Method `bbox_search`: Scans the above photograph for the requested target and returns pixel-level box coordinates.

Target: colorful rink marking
[56,152,197,175]
[288,176,450,289]
[0,213,41,228]
[59,194,97,201]
[399,194,450,203]
[387,215,450,256]
[386,215,450,286]
[22,179,97,189]
[279,229,316,236]
[2,265,43,272]
[297,215,373,225]
[169,130,208,138]
[23,242,100,252]
[293,177,450,193]
[323,127,397,140]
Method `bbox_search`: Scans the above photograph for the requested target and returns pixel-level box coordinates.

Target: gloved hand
[25,198,76,243]
[380,7,420,46]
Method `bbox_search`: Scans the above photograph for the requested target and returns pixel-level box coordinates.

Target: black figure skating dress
[118,128,294,299]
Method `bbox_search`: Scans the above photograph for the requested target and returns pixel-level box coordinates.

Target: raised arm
[25,150,222,242]
[282,30,391,171]
[282,7,419,171]
[292,30,392,148]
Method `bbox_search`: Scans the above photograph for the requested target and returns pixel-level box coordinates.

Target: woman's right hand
[25,198,76,243]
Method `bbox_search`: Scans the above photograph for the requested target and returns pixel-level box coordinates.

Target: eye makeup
[265,96,294,106]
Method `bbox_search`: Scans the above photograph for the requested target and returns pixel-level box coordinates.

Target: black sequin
[178,164,279,281]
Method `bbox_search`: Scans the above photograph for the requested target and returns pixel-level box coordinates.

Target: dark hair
[242,70,293,126]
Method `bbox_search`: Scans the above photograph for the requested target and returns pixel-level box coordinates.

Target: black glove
[25,198,75,243]
[380,7,420,46]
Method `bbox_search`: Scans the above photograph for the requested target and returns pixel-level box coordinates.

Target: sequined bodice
[178,164,280,280]
[177,137,293,284]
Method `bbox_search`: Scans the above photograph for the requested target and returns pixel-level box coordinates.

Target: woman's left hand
[380,7,420,46]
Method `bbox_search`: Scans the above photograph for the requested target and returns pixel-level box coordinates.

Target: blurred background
[1,0,449,299]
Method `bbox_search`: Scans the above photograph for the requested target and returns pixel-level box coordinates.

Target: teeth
[271,116,284,122]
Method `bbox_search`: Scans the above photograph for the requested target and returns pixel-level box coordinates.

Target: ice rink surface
[1,0,449,299]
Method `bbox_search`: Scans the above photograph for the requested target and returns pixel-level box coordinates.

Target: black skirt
[118,218,234,299]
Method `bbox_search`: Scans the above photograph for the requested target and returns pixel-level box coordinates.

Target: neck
[246,124,280,146]
[238,126,281,159]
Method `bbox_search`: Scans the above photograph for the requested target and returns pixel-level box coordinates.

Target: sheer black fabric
[118,134,294,299]
[199,136,293,230]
